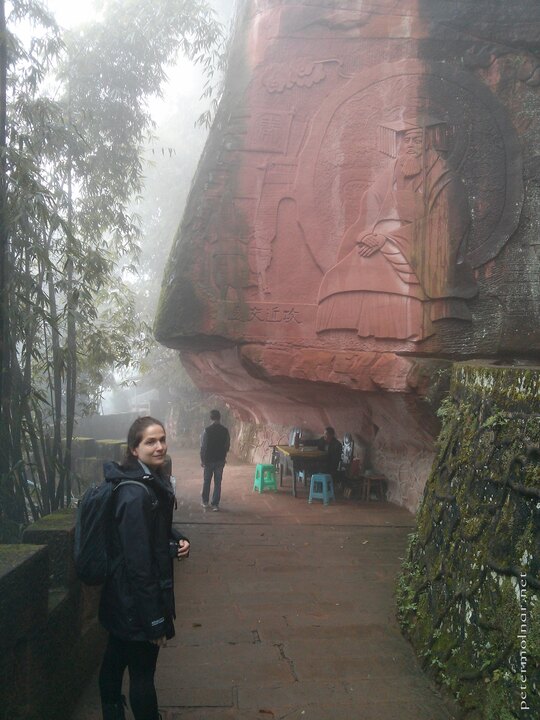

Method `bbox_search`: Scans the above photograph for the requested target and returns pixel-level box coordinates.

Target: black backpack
[74,479,152,586]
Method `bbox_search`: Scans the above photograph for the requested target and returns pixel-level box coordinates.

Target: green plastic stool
[253,464,278,493]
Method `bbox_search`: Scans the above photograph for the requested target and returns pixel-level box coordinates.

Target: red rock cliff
[156,0,540,510]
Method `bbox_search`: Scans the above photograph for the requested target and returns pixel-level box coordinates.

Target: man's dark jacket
[99,460,188,642]
[200,422,230,464]
[316,436,343,474]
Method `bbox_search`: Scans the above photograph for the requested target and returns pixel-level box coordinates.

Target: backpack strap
[114,478,158,504]
[114,479,151,495]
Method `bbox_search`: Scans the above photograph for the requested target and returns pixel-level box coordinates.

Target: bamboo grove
[0,0,224,535]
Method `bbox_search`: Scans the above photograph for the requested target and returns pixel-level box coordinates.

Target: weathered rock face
[397,364,540,717]
[156,0,540,510]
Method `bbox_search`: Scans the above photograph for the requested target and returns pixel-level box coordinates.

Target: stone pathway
[71,448,460,720]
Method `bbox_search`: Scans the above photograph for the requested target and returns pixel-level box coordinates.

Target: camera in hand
[168,540,179,558]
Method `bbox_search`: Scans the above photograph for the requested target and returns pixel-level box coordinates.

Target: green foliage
[481,411,509,430]
[395,532,420,626]
[0,0,224,525]
[435,395,455,421]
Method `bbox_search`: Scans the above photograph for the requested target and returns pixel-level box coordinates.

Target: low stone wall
[0,510,105,720]
[397,363,540,718]
[72,437,126,496]
[75,411,139,440]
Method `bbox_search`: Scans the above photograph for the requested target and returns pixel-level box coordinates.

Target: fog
[46,0,233,418]
[0,0,234,523]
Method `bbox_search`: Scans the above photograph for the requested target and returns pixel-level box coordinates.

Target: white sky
[45,0,100,29]
[44,0,208,123]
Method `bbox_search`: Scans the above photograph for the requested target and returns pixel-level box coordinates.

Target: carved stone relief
[260,58,336,93]
[315,116,476,340]
[295,60,523,341]
[162,55,524,348]
[244,110,293,153]
[154,0,540,521]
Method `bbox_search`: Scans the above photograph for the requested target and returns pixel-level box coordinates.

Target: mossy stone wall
[397,363,539,719]
[0,511,105,719]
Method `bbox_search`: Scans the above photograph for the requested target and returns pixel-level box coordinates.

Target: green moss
[397,363,540,718]
[0,544,46,577]
[484,674,521,720]
[27,509,76,530]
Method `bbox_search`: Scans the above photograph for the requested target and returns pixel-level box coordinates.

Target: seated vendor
[305,426,343,476]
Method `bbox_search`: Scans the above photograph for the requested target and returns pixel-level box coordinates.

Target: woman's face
[132,424,167,470]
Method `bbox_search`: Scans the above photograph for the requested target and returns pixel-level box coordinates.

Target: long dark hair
[122,416,166,468]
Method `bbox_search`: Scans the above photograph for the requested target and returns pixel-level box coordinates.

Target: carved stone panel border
[295,59,523,273]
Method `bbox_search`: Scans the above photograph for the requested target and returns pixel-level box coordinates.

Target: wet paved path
[72,448,459,720]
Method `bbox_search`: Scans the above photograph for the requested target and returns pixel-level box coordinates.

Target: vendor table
[274,445,328,497]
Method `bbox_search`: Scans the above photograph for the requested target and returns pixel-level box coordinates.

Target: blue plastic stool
[308,473,335,505]
[253,464,278,493]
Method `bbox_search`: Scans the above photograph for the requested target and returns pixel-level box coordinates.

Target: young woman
[98,417,190,720]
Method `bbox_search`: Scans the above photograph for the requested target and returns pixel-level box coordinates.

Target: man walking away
[200,409,230,511]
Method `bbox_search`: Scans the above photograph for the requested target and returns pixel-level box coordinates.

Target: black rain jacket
[200,422,230,464]
[98,460,188,642]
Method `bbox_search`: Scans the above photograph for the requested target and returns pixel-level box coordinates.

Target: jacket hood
[103,461,174,502]
[103,461,151,484]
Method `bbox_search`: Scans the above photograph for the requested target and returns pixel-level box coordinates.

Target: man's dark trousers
[202,462,225,507]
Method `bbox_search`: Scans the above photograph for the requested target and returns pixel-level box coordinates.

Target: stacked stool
[253,464,278,493]
[308,473,335,505]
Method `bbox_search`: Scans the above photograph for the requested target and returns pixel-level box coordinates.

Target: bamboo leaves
[0,0,224,529]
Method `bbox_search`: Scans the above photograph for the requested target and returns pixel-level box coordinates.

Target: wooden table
[274,445,328,497]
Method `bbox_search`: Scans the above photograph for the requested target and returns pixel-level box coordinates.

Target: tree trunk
[0,0,10,480]
[61,129,76,509]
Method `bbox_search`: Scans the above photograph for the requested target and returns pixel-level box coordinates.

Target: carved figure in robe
[316,118,477,340]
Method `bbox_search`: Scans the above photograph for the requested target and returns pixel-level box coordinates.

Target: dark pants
[99,633,160,720]
[202,461,225,507]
